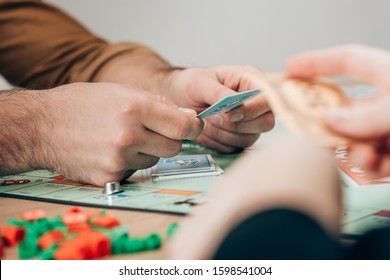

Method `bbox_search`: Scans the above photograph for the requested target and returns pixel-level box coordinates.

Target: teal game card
[197,88,261,119]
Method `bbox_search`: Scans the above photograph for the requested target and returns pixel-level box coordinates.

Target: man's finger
[227,94,272,122]
[286,44,390,91]
[325,95,390,139]
[141,98,204,140]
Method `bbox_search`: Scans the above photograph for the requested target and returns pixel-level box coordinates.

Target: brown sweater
[0,0,154,89]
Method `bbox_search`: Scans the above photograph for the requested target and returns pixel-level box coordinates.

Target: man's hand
[0,83,204,185]
[97,51,274,153]
[165,66,275,153]
[287,44,390,178]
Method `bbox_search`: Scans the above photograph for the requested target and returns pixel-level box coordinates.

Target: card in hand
[197,88,261,119]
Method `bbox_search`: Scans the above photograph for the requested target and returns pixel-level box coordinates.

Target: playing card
[151,154,216,175]
[151,166,224,182]
[148,154,223,181]
[197,88,261,119]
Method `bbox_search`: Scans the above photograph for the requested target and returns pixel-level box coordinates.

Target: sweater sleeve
[0,0,155,89]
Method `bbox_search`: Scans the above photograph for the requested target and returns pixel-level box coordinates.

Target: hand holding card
[197,89,262,119]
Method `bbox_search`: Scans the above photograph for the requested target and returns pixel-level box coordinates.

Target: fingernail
[230,111,244,122]
[208,115,224,126]
[179,107,197,115]
[325,108,351,122]
[349,152,366,170]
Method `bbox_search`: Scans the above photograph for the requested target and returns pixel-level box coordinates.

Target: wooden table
[0,196,184,259]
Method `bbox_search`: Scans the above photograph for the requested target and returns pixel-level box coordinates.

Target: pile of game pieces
[0,207,177,260]
[147,154,223,181]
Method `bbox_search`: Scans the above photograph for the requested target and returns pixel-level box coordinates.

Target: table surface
[0,197,184,259]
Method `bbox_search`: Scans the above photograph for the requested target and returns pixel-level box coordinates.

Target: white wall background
[1,0,390,88]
